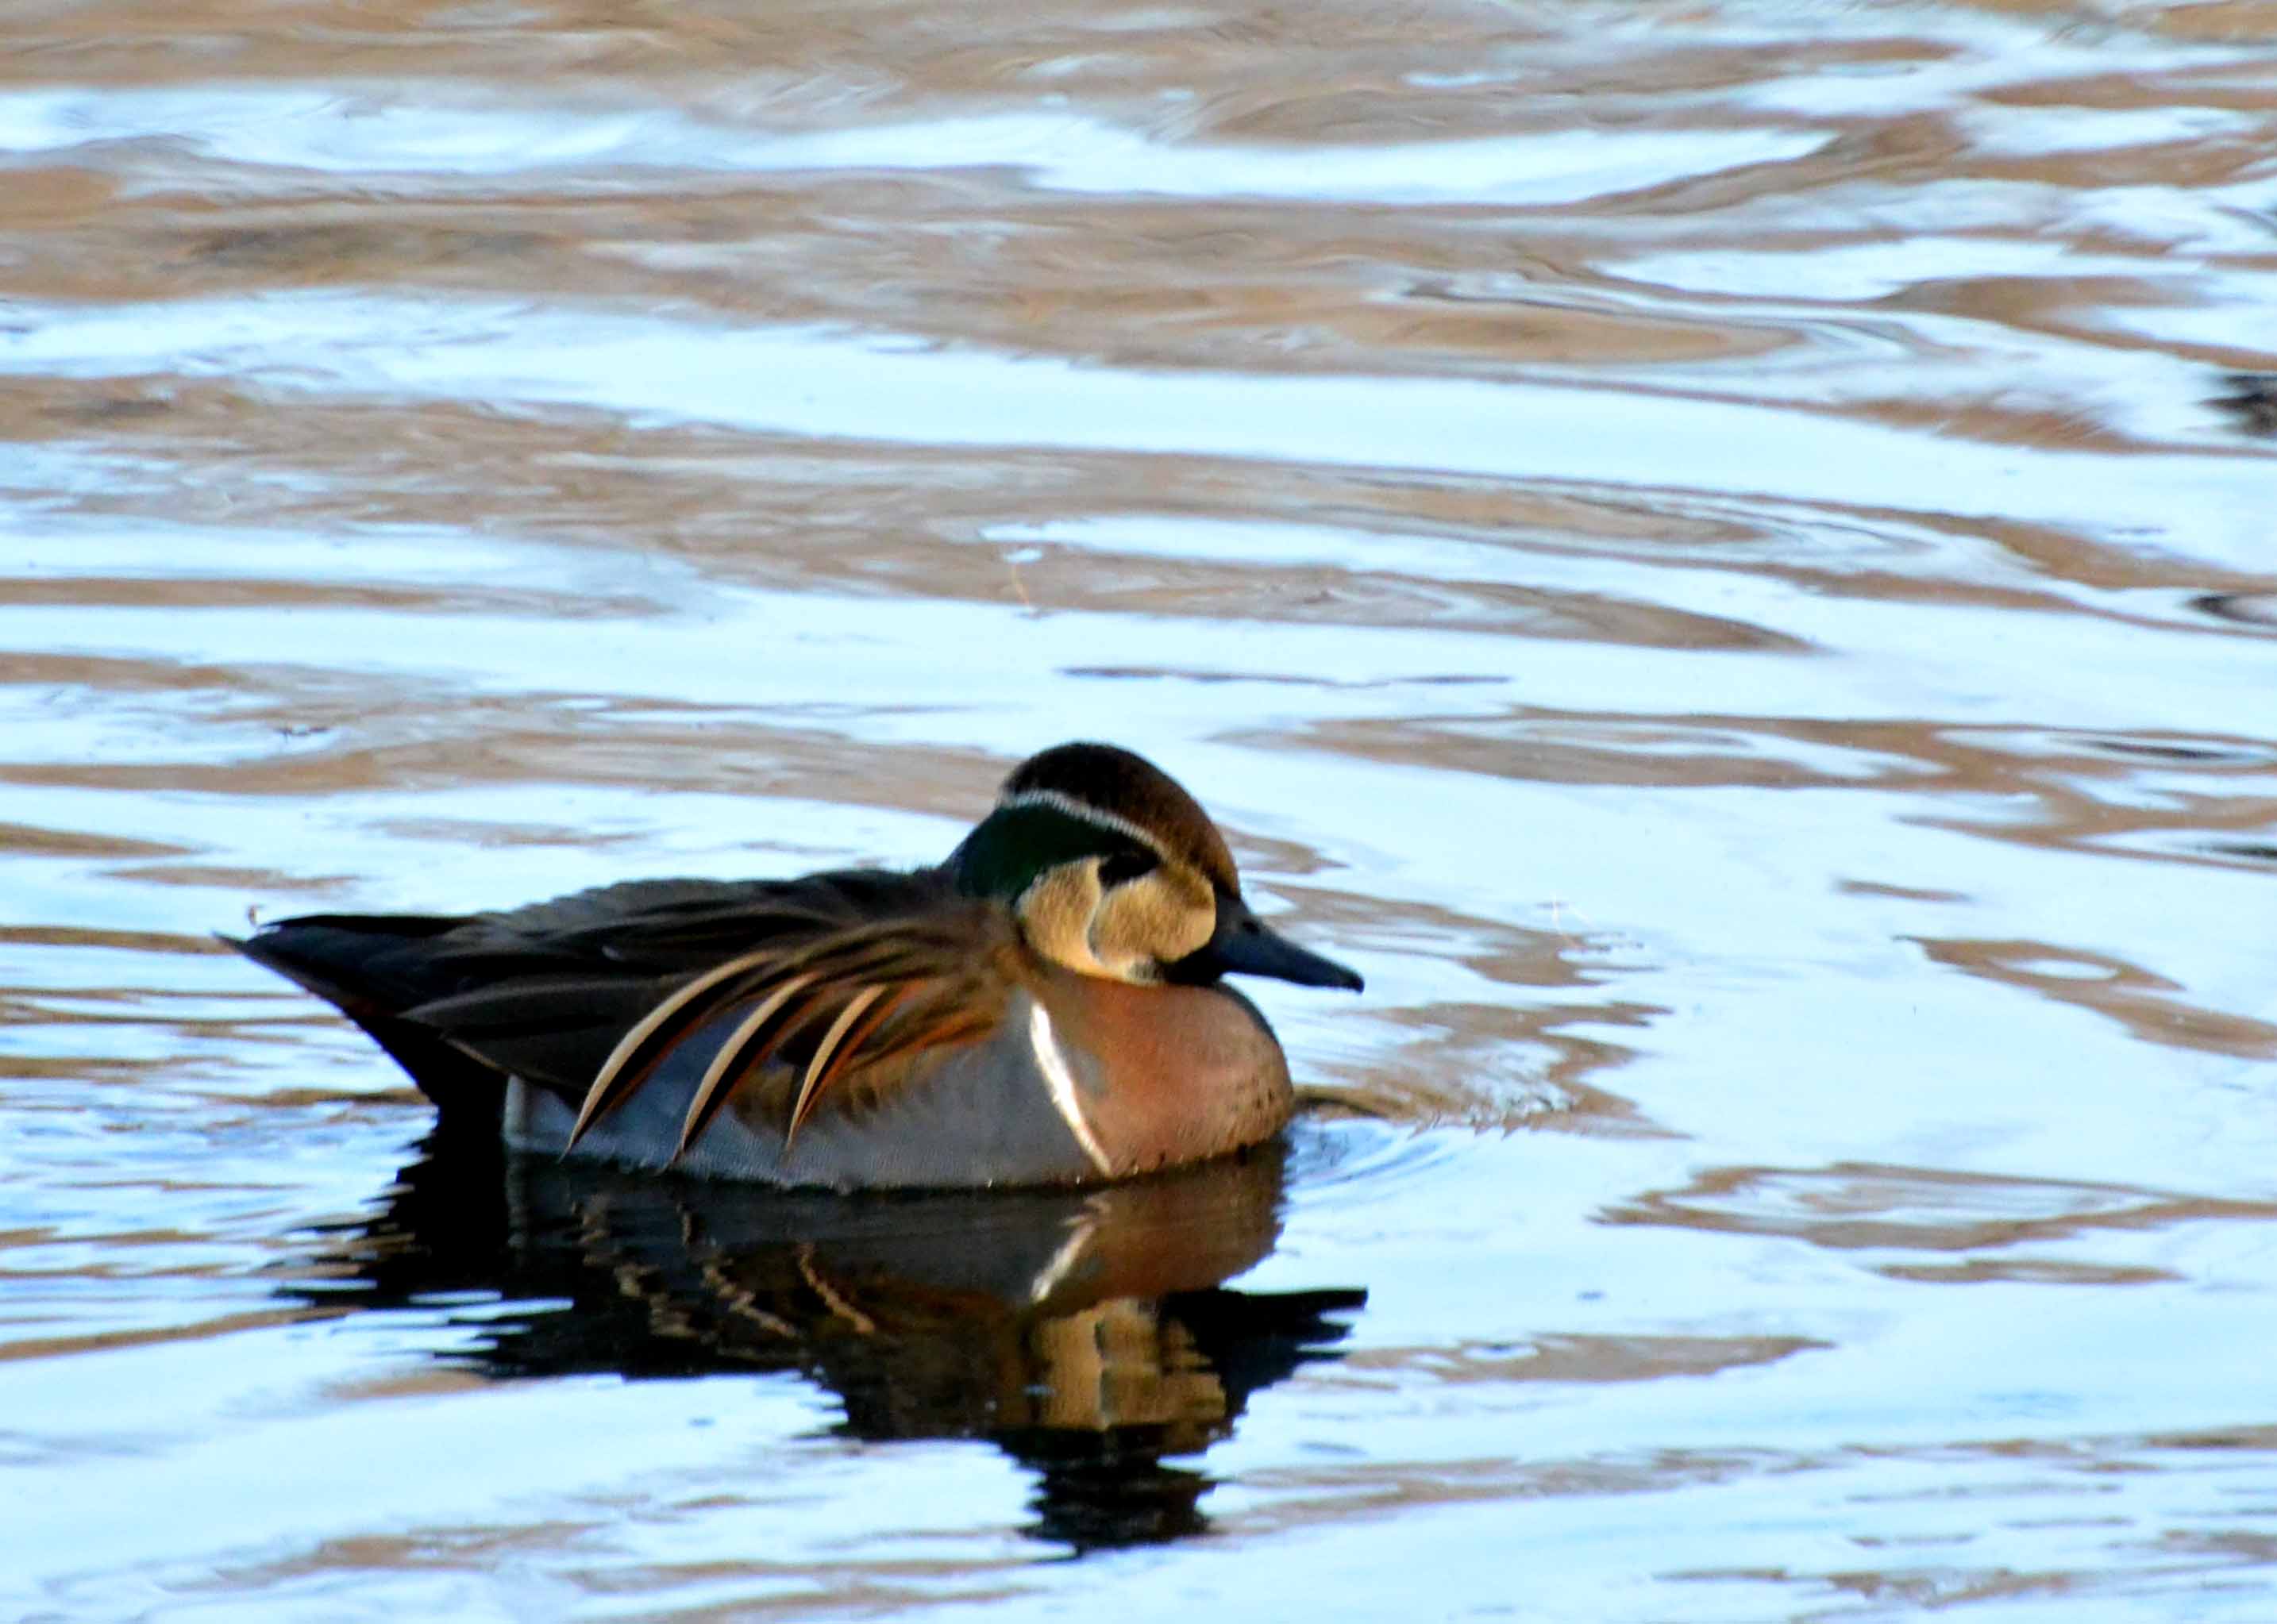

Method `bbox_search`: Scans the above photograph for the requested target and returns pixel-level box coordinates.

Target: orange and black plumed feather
[232,868,1017,1156]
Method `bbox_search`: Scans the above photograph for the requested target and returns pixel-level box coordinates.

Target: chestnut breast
[1030,970,1294,1178]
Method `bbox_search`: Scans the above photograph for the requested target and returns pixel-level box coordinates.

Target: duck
[230,741,1362,1188]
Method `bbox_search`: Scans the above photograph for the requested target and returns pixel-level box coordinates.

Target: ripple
[0,87,1828,204]
[8,0,2277,1614]
[0,295,2265,571]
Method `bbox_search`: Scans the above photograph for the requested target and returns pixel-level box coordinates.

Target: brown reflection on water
[1303,710,2277,904]
[1234,1420,2277,1610]
[1306,997,1666,1136]
[291,1135,1362,1554]
[1603,1160,2277,1285]
[5,380,1817,655]
[0,679,1000,814]
[1917,937,2277,1060]
[1287,885,1664,1132]
[1345,1330,1827,1385]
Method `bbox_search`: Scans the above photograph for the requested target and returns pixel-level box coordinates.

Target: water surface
[4,0,2277,1617]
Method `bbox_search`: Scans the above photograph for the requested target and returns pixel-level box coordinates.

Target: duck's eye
[1096,848,1158,888]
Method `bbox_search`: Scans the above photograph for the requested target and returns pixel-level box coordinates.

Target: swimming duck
[232,741,1362,1187]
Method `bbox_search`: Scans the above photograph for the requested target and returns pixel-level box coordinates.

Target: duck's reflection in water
[295,1133,1366,1552]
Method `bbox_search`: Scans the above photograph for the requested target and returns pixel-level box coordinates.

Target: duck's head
[950,741,1364,993]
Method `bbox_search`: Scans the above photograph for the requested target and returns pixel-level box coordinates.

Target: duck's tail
[225,916,507,1127]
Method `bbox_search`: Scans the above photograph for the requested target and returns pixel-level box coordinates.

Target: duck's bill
[1173,900,1364,992]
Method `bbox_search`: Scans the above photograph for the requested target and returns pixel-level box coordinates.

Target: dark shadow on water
[2211,371,2277,437]
[288,1130,1366,1555]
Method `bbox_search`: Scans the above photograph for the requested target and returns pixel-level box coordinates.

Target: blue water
[4,0,2276,1616]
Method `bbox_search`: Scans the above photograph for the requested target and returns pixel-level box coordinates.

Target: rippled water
[6,0,2277,1616]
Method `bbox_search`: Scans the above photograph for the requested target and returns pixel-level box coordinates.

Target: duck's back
[230,868,948,1126]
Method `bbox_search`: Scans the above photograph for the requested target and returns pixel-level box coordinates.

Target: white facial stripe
[1028,1001,1114,1176]
[998,788,1168,865]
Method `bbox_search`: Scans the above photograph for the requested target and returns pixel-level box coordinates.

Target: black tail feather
[227,919,507,1125]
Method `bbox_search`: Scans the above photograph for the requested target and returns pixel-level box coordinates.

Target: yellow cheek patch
[1092,867,1214,975]
[1018,863,1109,976]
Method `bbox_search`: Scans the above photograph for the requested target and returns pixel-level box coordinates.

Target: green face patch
[949,802,1155,902]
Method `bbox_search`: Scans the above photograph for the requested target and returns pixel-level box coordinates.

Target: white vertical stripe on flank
[1029,1002,1113,1176]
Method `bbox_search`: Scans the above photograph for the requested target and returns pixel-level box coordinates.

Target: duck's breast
[1027,973,1295,1180]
